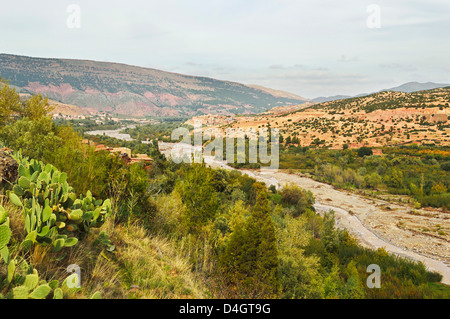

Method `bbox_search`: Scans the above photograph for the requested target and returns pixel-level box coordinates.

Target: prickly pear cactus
[7,152,112,251]
[0,224,11,251]
[0,206,11,255]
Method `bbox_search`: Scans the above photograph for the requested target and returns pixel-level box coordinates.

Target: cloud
[338,55,359,62]
[379,63,417,72]
[268,64,306,70]
[269,64,285,70]
[0,0,448,98]
[231,66,370,98]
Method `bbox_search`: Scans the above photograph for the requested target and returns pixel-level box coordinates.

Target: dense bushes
[279,183,315,217]
[275,146,450,209]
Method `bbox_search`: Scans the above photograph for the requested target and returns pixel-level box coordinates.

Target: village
[52,111,160,126]
[81,139,154,166]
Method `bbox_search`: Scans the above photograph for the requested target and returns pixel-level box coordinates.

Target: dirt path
[159,142,450,285]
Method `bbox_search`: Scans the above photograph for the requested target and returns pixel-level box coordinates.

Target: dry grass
[111,221,207,299]
[1,196,208,299]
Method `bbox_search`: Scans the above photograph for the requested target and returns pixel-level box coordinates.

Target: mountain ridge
[0,53,307,117]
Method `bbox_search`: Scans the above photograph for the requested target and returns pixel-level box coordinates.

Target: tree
[269,184,277,194]
[357,146,373,157]
[364,172,382,189]
[19,94,54,120]
[220,184,280,298]
[279,183,314,217]
[177,164,219,233]
[0,79,53,126]
[0,78,22,126]
[277,215,324,299]
[0,117,62,162]
[323,264,344,299]
[343,261,365,299]
[383,167,403,189]
[321,211,339,253]
[431,182,447,195]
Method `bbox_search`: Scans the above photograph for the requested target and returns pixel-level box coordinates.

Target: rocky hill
[217,87,450,149]
[0,54,307,117]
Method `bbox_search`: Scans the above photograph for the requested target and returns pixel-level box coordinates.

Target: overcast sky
[1,0,449,98]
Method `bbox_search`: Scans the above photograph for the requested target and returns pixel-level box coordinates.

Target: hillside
[217,87,450,149]
[0,54,307,117]
[18,93,96,116]
[312,95,352,103]
[312,82,450,103]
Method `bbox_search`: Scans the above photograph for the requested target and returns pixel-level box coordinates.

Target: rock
[0,149,18,186]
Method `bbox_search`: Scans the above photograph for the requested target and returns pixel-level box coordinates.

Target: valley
[2,0,450,303]
[1,59,449,300]
[85,120,450,285]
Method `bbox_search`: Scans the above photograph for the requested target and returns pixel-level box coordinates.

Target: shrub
[357,147,373,157]
[279,183,315,217]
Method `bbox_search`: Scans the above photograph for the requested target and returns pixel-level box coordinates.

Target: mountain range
[0,54,308,117]
[1,54,448,118]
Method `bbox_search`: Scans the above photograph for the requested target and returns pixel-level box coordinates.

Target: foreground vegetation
[0,79,449,299]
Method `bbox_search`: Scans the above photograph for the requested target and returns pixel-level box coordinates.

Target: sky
[1,0,450,99]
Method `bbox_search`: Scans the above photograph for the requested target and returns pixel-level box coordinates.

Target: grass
[427,282,450,298]
[0,197,208,299]
[111,221,207,299]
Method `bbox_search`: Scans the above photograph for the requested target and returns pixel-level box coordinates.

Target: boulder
[0,149,18,186]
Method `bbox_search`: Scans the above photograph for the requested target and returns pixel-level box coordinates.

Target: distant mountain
[380,81,450,93]
[247,84,308,101]
[0,54,307,117]
[312,82,450,104]
[312,95,352,103]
